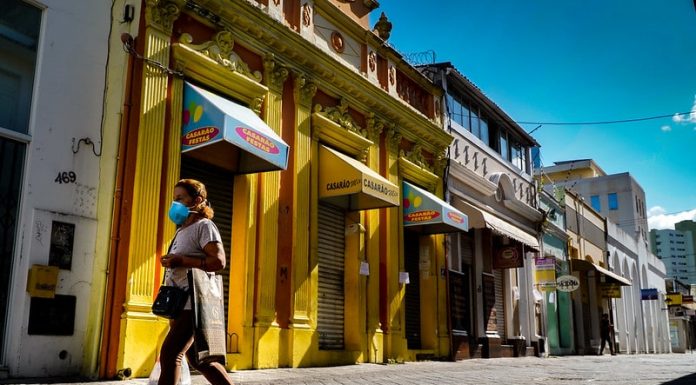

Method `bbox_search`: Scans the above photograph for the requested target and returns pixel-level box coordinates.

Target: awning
[571,259,632,286]
[454,198,539,250]
[318,145,399,210]
[402,181,468,234]
[181,82,289,173]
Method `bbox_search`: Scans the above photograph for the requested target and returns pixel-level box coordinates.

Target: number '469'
[55,171,77,184]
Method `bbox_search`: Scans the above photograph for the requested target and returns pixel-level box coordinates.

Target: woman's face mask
[168,201,194,225]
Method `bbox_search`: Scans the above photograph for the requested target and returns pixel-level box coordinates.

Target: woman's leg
[158,310,194,385]
[186,342,233,385]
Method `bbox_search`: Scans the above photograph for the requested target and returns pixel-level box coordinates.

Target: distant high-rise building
[650,228,696,284]
[538,159,649,243]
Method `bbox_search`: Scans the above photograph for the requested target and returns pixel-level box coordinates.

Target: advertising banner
[534,256,556,291]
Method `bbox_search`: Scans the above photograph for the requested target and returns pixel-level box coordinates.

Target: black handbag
[152,232,189,319]
[152,285,189,319]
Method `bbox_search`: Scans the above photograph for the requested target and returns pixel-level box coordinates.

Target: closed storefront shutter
[404,234,421,349]
[494,269,506,338]
[180,156,234,318]
[317,202,345,350]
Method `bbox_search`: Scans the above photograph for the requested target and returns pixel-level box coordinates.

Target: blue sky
[373,0,696,229]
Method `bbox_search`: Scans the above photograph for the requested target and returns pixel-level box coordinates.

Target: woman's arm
[160,241,226,272]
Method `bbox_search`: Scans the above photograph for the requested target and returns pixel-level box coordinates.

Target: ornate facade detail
[365,113,384,143]
[145,1,180,33]
[368,51,377,72]
[386,126,402,154]
[179,31,262,82]
[302,4,311,27]
[251,96,265,115]
[264,55,289,92]
[372,12,392,40]
[314,99,365,137]
[401,142,431,171]
[331,31,345,53]
[433,150,448,177]
[388,66,396,86]
[293,72,318,107]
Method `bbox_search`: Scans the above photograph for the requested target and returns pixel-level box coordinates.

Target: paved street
[8,353,696,385]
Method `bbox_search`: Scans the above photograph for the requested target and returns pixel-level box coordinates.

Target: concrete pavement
[5,353,696,385]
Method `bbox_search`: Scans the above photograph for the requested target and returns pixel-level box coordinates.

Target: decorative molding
[365,113,384,143]
[398,156,439,192]
[368,51,377,72]
[386,126,402,154]
[433,149,448,177]
[315,99,365,137]
[251,96,265,115]
[504,198,543,222]
[400,142,430,172]
[179,31,262,83]
[331,31,345,53]
[388,66,396,86]
[448,161,497,196]
[302,3,312,27]
[145,1,180,33]
[372,12,392,40]
[292,72,317,107]
[311,112,373,157]
[263,54,289,92]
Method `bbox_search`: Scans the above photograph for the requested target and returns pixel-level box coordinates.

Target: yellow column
[253,58,288,368]
[384,127,406,361]
[365,117,384,363]
[118,0,179,377]
[289,72,317,367]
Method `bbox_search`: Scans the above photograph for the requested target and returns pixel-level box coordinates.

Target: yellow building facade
[100,0,461,378]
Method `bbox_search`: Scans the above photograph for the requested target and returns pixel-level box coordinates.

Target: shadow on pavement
[661,373,696,385]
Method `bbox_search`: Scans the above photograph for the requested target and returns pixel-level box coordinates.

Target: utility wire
[517,111,694,126]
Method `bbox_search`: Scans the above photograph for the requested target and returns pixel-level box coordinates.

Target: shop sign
[556,275,580,292]
[535,257,556,291]
[641,288,658,300]
[236,127,280,154]
[683,295,693,304]
[493,245,522,269]
[667,293,683,306]
[447,211,466,225]
[601,283,622,298]
[182,126,220,146]
[404,210,440,223]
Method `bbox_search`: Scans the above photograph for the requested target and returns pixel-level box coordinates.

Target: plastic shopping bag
[147,358,191,385]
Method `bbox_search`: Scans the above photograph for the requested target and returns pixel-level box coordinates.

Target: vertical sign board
[534,256,556,291]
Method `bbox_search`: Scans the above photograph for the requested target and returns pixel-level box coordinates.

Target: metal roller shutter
[494,269,506,338]
[404,234,421,349]
[180,156,234,319]
[317,202,345,350]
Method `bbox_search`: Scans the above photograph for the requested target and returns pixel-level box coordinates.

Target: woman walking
[158,179,233,385]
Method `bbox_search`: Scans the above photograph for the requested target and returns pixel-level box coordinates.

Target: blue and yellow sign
[182,82,289,173]
[402,181,468,234]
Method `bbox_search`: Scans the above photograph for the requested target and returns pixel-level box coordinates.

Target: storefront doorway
[316,202,346,350]
[404,233,421,349]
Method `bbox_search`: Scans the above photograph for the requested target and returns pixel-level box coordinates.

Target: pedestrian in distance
[158,179,233,385]
[599,313,616,356]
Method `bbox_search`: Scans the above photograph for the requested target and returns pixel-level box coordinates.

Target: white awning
[572,258,632,286]
[453,198,539,250]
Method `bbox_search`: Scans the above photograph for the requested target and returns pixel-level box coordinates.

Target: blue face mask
[168,201,194,225]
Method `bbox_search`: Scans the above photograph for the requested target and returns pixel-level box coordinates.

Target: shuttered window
[494,269,506,338]
[317,202,345,350]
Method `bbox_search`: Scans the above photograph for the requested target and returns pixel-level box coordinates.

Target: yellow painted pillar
[384,127,406,361]
[289,72,317,367]
[252,58,288,369]
[117,0,179,377]
[365,117,384,363]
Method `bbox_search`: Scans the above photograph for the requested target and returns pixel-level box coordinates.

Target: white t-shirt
[165,218,222,309]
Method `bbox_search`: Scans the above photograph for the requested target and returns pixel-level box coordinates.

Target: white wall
[5,0,112,377]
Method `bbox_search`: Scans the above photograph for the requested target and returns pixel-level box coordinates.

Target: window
[0,0,40,135]
[590,195,601,212]
[608,193,618,210]
[499,131,509,161]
